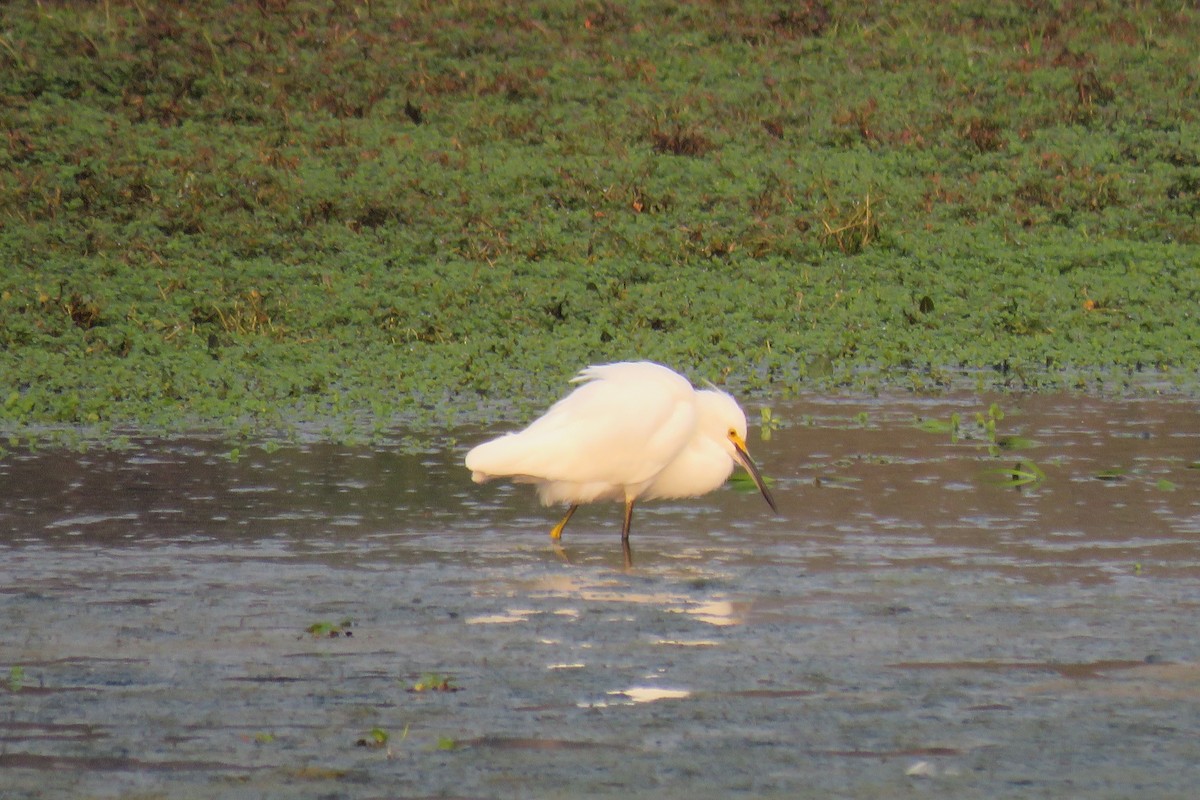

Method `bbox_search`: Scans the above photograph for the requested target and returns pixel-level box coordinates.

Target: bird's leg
[619,498,636,568]
[549,504,578,540]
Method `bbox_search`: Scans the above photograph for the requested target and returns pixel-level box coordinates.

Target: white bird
[465,362,776,556]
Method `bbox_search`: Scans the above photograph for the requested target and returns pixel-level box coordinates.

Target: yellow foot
[549,504,578,541]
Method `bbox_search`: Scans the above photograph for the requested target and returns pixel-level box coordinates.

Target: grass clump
[1,1,1199,441]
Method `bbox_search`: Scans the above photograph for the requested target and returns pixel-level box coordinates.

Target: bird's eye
[728,428,737,438]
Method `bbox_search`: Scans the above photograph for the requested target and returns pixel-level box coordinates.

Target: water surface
[2,394,1199,798]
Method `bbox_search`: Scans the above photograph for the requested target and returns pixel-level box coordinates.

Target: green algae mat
[2,1,1198,442]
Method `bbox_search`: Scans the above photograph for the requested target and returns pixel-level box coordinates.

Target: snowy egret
[465,362,776,558]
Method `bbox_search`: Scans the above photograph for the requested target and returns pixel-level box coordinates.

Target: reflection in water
[465,610,537,625]
[606,687,692,704]
[508,571,747,626]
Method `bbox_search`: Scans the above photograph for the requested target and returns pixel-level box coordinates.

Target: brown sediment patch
[0,721,108,742]
[461,736,629,751]
[722,688,817,698]
[0,752,258,772]
[887,659,1151,679]
[2,685,96,695]
[1023,661,1200,699]
[813,746,962,758]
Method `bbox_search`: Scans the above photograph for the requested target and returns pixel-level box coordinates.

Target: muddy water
[2,394,1199,799]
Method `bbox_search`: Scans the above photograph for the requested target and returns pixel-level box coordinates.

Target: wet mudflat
[2,393,1200,799]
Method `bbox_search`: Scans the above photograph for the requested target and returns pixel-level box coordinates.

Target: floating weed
[356,724,404,752]
[1093,468,1127,482]
[435,736,458,751]
[915,413,959,439]
[813,474,861,490]
[305,621,335,637]
[304,619,354,639]
[729,472,777,493]
[409,673,459,693]
[916,413,960,437]
[1155,479,1177,492]
[995,435,1039,451]
[919,405,1016,452]
[241,732,275,745]
[8,666,25,692]
[980,460,1046,489]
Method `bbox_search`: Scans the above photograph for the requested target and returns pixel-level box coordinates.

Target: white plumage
[466,362,776,553]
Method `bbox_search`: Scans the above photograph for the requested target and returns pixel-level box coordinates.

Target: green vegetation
[304,618,353,637]
[355,723,408,753]
[980,459,1046,488]
[728,470,776,493]
[357,726,391,748]
[409,672,458,692]
[2,1,1198,442]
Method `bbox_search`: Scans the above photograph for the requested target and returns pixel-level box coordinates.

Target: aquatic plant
[304,619,354,638]
[409,673,459,693]
[1,1,1198,442]
[980,459,1046,489]
[357,727,390,748]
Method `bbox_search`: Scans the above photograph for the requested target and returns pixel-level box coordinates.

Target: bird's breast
[639,438,733,501]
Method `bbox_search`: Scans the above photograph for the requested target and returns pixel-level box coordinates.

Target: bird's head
[696,388,777,513]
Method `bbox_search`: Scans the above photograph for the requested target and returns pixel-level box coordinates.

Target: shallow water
[2,394,1199,798]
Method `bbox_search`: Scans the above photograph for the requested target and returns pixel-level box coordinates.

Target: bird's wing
[465,365,696,487]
